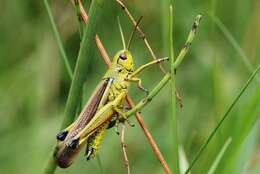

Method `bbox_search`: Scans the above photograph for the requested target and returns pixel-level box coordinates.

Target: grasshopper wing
[55,78,112,168]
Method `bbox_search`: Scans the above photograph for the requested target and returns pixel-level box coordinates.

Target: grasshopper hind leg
[107,116,118,129]
[85,122,109,160]
[128,77,149,96]
[85,145,94,161]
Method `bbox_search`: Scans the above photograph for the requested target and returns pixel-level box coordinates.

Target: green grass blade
[184,65,260,174]
[96,154,105,174]
[62,0,106,128]
[160,0,173,54]
[44,0,73,80]
[42,153,57,174]
[249,164,260,174]
[210,15,256,76]
[219,88,260,173]
[74,1,104,169]
[207,138,232,174]
[42,0,106,173]
[42,1,74,173]
[169,5,180,174]
[179,146,190,174]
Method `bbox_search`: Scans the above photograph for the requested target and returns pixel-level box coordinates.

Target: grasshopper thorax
[112,49,134,72]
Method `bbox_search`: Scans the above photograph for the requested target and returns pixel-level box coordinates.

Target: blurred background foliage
[0,0,259,174]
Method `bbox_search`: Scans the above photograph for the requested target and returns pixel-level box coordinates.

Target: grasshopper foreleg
[129,57,169,78]
[114,119,120,135]
[127,77,149,96]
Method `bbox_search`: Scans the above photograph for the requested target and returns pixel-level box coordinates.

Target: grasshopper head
[112,49,134,72]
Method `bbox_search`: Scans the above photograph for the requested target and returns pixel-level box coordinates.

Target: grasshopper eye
[119,53,127,60]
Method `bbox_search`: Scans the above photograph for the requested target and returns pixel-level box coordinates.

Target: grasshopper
[54,19,168,168]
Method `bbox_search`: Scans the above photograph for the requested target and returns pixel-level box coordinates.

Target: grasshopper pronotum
[54,18,168,168]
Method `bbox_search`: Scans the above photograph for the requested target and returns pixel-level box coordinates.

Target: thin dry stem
[95,35,111,65]
[75,1,111,65]
[120,124,131,174]
[73,1,172,174]
[116,0,166,74]
[126,96,172,174]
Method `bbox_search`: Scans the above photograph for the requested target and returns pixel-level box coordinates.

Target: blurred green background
[0,0,259,174]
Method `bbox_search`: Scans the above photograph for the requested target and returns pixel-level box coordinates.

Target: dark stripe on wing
[55,78,111,168]
[66,78,110,140]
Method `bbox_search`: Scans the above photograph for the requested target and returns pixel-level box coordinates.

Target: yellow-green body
[85,122,109,160]
[55,50,134,168]
[54,49,168,168]
[84,50,134,159]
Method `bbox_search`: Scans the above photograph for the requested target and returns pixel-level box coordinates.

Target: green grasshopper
[54,18,168,168]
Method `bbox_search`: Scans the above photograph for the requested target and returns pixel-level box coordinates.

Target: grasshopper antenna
[127,16,143,50]
[117,16,126,49]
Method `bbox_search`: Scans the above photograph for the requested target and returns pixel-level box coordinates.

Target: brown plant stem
[73,1,172,174]
[120,124,131,174]
[126,96,172,174]
[116,0,166,74]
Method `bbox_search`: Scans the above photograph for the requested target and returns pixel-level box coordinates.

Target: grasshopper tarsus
[126,120,135,127]
[107,119,116,129]
[121,142,127,148]
[85,147,93,161]
[139,33,145,40]
[115,120,120,135]
[56,130,68,141]
[176,90,184,109]
[138,85,149,96]
[144,96,152,103]
[144,89,149,97]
